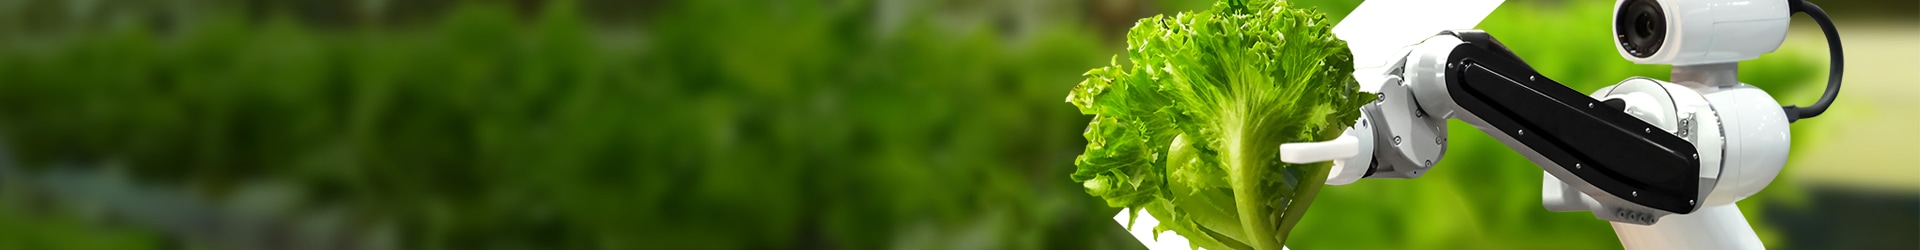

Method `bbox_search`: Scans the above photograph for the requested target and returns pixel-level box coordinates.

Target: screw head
[1644,128,1652,133]
[1517,130,1525,135]
[1392,136,1402,145]
[1689,199,1696,205]
[1631,191,1639,197]
[1574,163,1583,169]
[1528,75,1537,81]
[1588,102,1595,108]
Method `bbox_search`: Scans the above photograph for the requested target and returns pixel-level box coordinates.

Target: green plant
[1067,1,1372,249]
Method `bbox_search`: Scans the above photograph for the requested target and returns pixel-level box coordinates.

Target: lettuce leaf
[1066,1,1372,249]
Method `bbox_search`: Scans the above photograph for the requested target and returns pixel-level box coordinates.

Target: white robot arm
[1298,29,1779,248]
[1121,0,1844,248]
[1282,0,1845,248]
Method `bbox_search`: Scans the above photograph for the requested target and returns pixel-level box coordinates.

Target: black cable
[1782,0,1844,123]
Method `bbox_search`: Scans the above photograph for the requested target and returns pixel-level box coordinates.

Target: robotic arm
[1282,0,1844,248]
[1319,30,1715,223]
[1120,0,1844,248]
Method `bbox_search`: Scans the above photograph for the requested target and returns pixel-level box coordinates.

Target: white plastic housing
[1324,115,1377,186]
[1697,85,1790,205]
[1613,0,1791,65]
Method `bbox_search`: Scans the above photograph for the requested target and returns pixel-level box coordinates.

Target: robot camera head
[1613,0,1793,65]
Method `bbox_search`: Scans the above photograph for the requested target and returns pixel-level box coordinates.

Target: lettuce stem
[1273,162,1332,245]
[1226,127,1282,250]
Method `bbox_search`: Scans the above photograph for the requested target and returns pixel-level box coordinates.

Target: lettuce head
[1065,0,1372,249]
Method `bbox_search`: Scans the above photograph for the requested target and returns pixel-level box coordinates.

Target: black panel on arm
[1440,32,1700,214]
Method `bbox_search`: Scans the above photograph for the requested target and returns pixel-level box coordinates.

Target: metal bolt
[1528,75,1537,81]
[1392,136,1402,145]
[1691,153,1698,159]
[1631,191,1639,197]
[1436,137,1445,145]
[1423,160,1432,168]
[1517,130,1525,136]
[1644,128,1652,133]
[1574,163,1582,169]
[1689,199,1696,205]
[1376,93,1386,102]
[1587,102,1595,108]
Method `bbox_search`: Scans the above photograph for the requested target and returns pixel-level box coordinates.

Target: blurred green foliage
[0,205,162,249]
[0,0,1819,249]
[0,0,1132,249]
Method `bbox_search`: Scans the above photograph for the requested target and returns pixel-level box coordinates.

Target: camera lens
[1616,0,1666,58]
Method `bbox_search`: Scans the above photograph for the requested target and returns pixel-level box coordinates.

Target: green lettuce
[1066,0,1372,249]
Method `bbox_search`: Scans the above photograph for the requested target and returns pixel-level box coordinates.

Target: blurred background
[0,0,1910,249]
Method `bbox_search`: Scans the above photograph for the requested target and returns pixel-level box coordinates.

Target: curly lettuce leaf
[1067,0,1372,249]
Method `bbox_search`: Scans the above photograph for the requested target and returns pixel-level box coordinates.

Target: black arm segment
[1438,31,1701,214]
